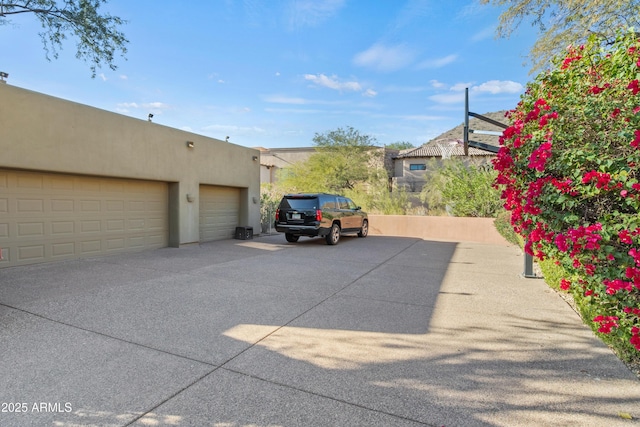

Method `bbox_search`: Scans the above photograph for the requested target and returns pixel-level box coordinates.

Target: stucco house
[392,140,496,192]
[0,83,261,268]
[259,141,497,193]
[257,146,317,184]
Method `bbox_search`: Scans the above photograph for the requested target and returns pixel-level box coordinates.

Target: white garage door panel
[0,169,169,268]
[199,185,240,242]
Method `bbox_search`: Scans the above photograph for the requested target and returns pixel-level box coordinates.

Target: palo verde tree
[274,126,410,214]
[385,141,415,150]
[0,0,128,76]
[278,126,380,194]
[481,0,640,73]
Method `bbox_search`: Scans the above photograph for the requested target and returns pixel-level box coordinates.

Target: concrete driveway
[1,235,638,426]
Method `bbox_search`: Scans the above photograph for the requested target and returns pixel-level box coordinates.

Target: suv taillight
[275,208,280,222]
[316,209,322,221]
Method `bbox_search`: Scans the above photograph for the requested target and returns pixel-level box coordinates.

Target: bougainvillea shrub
[494,31,640,356]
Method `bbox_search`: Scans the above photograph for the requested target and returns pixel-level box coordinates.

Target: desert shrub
[422,158,502,217]
[494,211,521,246]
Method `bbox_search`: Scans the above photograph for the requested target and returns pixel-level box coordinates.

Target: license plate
[292,213,301,220]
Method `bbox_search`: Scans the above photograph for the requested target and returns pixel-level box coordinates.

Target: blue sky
[1,0,538,148]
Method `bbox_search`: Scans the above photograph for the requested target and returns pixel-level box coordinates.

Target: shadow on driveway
[1,235,638,426]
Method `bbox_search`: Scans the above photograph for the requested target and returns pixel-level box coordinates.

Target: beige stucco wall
[259,147,316,184]
[0,83,260,245]
[368,214,510,246]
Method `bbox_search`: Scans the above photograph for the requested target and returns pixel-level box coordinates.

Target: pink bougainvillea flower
[561,55,582,69]
[631,129,640,148]
[555,234,569,252]
[551,178,578,195]
[630,248,640,266]
[619,229,633,244]
[604,278,633,294]
[582,170,612,189]
[631,326,640,350]
[593,315,619,333]
[584,264,596,276]
[560,278,571,290]
[494,33,640,355]
[528,142,553,171]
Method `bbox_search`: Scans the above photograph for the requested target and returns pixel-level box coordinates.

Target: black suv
[274,193,368,245]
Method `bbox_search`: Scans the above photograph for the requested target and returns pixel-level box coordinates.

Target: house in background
[392,140,496,193]
[257,147,317,184]
[0,83,261,269]
[258,146,398,185]
[258,111,505,193]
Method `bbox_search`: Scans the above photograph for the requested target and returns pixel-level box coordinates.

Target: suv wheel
[358,219,369,238]
[326,223,340,245]
[285,234,299,243]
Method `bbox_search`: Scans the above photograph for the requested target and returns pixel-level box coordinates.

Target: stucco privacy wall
[0,83,260,247]
[368,214,510,246]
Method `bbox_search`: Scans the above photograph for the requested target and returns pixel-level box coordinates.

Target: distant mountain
[426,110,509,148]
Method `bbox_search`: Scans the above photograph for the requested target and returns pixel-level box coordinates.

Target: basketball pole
[463,88,469,156]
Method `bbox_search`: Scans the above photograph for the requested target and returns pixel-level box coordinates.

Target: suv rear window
[281,197,318,210]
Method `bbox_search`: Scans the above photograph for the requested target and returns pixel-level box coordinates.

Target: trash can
[234,226,253,240]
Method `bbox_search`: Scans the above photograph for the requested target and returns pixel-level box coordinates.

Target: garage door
[0,169,168,268]
[199,185,240,242]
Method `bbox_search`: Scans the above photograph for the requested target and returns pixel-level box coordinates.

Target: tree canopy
[481,0,640,72]
[385,141,415,150]
[1,0,128,76]
[278,126,380,193]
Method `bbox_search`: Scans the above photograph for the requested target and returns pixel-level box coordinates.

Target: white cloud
[430,80,446,89]
[428,80,525,106]
[119,75,128,80]
[146,102,170,109]
[451,82,474,92]
[263,94,349,106]
[264,95,309,105]
[287,0,345,29]
[472,80,523,94]
[471,25,495,43]
[202,124,267,135]
[353,43,416,72]
[400,114,448,121]
[363,89,377,98]
[304,73,362,92]
[207,73,225,83]
[116,101,171,112]
[417,54,458,69]
[265,107,325,115]
[98,73,107,81]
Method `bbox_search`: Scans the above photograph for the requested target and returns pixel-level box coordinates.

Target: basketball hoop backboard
[437,142,457,160]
